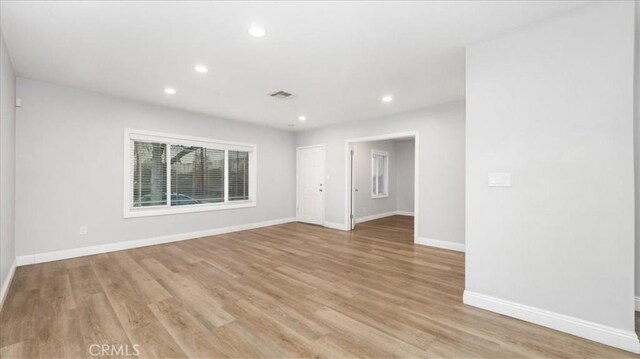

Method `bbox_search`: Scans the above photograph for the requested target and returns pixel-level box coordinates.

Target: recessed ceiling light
[298,116,307,121]
[194,65,208,73]
[164,88,176,95]
[382,95,393,103]
[248,26,266,38]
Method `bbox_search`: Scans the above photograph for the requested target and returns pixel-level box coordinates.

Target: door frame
[344,131,419,243]
[296,144,326,225]
[349,143,355,230]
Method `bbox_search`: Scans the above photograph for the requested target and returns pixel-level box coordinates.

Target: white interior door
[297,145,324,225]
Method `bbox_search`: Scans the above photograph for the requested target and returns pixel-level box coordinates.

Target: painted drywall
[395,139,415,213]
[466,0,636,335]
[296,101,465,245]
[352,140,397,220]
[0,34,16,295]
[15,79,296,257]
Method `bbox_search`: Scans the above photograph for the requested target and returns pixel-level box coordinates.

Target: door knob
[319,189,323,192]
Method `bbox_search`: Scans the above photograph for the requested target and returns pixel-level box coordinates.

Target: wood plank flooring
[1,215,638,358]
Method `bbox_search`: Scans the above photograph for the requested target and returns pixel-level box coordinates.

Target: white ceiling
[0,1,588,131]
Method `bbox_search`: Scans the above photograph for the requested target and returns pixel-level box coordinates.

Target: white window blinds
[132,141,167,207]
[125,129,256,217]
[228,150,249,201]
[170,146,225,205]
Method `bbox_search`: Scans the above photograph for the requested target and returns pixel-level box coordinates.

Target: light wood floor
[1,215,638,358]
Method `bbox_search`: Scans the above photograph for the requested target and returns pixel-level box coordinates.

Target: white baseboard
[16,217,296,266]
[356,211,398,224]
[0,258,17,309]
[352,210,415,225]
[416,237,465,252]
[463,291,640,354]
[324,221,349,231]
[635,297,639,312]
[395,211,414,216]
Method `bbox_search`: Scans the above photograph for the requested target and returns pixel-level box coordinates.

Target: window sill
[124,201,256,218]
[371,194,389,199]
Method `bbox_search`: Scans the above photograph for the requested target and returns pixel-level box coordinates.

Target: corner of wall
[0,258,16,309]
[0,33,17,309]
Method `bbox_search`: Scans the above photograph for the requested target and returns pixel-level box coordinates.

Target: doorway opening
[345,131,418,243]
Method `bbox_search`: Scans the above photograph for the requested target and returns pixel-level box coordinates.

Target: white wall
[296,101,465,246]
[395,139,415,213]
[15,79,296,257]
[0,34,16,300]
[353,139,397,220]
[466,0,636,346]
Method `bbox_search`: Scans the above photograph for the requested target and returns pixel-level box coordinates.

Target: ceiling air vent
[270,90,294,100]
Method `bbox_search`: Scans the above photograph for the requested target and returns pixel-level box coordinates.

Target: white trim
[325,210,414,229]
[296,144,325,226]
[296,144,327,151]
[414,132,419,244]
[127,128,256,149]
[123,128,257,218]
[463,291,640,354]
[16,217,295,266]
[324,221,350,231]
[416,237,466,252]
[635,297,640,312]
[125,201,257,218]
[0,258,17,309]
[356,211,397,224]
[345,131,419,243]
[395,210,414,216]
[349,143,355,230]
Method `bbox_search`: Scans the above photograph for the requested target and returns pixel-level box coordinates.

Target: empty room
[0,1,639,358]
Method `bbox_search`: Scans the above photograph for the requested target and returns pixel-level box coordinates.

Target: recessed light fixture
[194,65,208,73]
[164,88,176,95]
[248,26,266,38]
[298,116,307,121]
[382,95,393,103]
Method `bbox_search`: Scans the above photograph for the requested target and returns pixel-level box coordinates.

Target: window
[125,129,256,218]
[170,146,225,205]
[228,150,249,201]
[132,141,167,207]
[371,149,389,198]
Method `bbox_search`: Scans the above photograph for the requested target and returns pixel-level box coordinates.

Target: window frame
[123,128,257,218]
[371,149,389,199]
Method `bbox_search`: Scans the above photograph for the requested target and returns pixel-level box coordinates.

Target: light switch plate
[488,172,511,187]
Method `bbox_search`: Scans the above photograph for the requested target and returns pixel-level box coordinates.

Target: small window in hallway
[371,149,389,198]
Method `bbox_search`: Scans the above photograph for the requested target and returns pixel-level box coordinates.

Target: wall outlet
[79,226,88,235]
